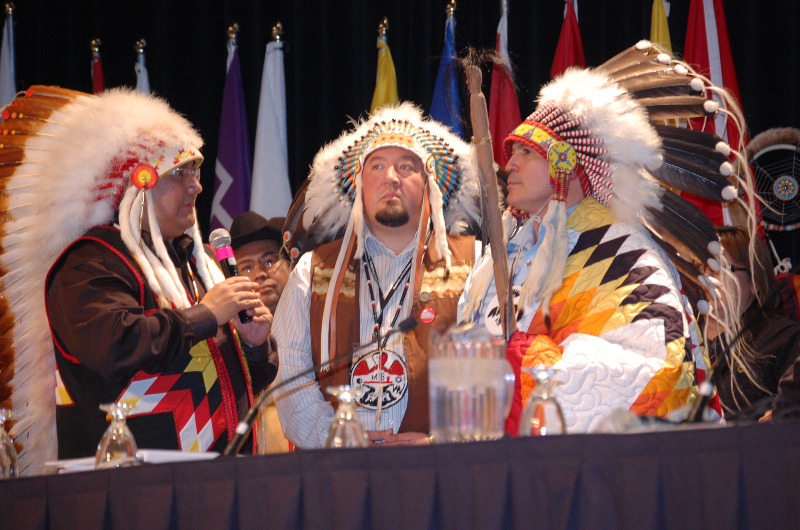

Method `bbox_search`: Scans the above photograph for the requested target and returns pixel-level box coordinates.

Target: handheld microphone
[209,228,252,324]
[221,316,418,456]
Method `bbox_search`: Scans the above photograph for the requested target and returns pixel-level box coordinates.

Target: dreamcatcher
[746,127,800,273]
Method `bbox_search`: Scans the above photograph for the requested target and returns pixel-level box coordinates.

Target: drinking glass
[95,402,140,469]
[0,408,19,479]
[324,386,369,448]
[519,365,566,436]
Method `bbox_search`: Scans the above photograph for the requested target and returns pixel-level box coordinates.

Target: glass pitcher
[429,322,515,443]
[519,365,566,436]
[0,408,19,478]
[324,385,369,448]
[95,402,140,469]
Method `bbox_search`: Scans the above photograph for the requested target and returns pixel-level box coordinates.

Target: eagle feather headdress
[463,40,755,323]
[301,103,481,366]
[0,86,223,475]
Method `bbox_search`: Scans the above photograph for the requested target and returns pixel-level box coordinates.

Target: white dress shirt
[273,230,417,449]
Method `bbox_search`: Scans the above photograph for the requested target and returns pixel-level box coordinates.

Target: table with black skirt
[2,420,800,530]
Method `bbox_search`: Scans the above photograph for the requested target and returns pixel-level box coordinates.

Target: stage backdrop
[10,0,799,237]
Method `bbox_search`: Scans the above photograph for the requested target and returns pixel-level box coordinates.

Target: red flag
[683,0,745,226]
[550,0,586,78]
[488,10,521,167]
[91,48,106,94]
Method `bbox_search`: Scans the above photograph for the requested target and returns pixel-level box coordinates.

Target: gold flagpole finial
[378,17,389,38]
[271,21,283,42]
[91,39,101,53]
[4,3,14,15]
[227,23,239,40]
[446,1,456,16]
[134,39,146,54]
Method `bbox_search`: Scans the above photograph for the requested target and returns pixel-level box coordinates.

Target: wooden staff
[466,65,516,338]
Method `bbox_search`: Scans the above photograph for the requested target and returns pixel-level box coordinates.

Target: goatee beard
[375,205,410,227]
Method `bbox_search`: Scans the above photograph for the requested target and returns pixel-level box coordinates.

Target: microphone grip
[216,249,252,324]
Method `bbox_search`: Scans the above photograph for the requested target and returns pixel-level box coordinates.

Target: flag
[550,0,586,78]
[91,40,105,94]
[488,9,521,167]
[683,0,745,226]
[0,6,15,106]
[649,0,672,54]
[370,36,399,113]
[134,41,151,94]
[251,38,292,219]
[210,39,252,231]
[430,12,463,137]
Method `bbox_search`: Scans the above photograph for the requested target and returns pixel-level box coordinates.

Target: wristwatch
[426,432,436,445]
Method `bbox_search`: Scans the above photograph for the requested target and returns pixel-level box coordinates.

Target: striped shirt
[273,231,416,449]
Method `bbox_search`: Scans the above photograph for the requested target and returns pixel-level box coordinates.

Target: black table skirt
[3,420,800,530]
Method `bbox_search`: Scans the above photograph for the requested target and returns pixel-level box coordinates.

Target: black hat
[230,211,285,250]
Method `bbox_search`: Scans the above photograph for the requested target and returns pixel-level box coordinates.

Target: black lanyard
[362,251,413,348]
[362,229,432,349]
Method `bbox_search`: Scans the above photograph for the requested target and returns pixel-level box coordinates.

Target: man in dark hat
[231,211,290,453]
[231,211,290,315]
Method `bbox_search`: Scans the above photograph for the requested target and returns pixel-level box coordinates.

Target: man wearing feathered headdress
[460,41,752,434]
[0,87,278,471]
[273,104,480,449]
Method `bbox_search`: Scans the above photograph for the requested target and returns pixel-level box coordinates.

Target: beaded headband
[334,118,466,213]
[504,105,612,208]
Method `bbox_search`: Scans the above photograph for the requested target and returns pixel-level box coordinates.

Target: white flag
[135,52,151,94]
[0,13,15,106]
[250,40,292,219]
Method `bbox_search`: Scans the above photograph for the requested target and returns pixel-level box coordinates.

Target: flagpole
[91,38,105,94]
[0,2,16,105]
[430,1,463,137]
[226,23,239,72]
[378,16,388,42]
[211,21,253,230]
[370,17,399,113]
[134,39,151,94]
[5,3,13,93]
[250,19,292,219]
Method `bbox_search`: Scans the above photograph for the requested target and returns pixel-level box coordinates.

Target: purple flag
[210,46,252,230]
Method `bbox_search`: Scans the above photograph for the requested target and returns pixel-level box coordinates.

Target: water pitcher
[429,322,515,442]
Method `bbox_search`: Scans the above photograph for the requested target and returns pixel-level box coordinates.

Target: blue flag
[211,45,252,230]
[430,16,463,138]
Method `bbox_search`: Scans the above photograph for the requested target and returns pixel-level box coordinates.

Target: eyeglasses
[241,254,284,275]
[165,166,201,184]
[728,264,750,275]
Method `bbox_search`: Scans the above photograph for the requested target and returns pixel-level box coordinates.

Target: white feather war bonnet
[302,103,480,365]
[0,86,223,475]
[465,40,753,322]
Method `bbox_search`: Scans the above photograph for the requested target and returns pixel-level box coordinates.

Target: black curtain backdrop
[11,0,800,239]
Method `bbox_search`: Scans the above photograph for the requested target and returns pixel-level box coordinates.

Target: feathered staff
[466,64,515,338]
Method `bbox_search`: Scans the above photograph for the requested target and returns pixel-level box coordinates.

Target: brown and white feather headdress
[463,40,755,324]
[302,103,481,366]
[0,86,222,475]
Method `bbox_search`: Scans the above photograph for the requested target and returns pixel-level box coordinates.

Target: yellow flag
[650,0,672,54]
[370,37,399,113]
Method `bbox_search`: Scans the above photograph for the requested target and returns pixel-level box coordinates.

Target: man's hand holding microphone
[200,229,273,346]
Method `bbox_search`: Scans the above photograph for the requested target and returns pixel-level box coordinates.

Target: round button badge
[420,307,435,324]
